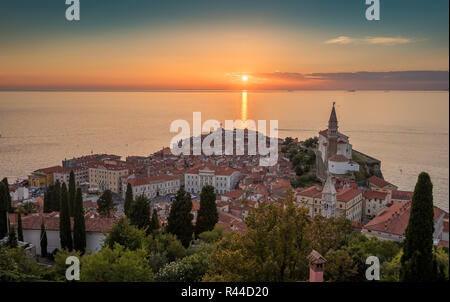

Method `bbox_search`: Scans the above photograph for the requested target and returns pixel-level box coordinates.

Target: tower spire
[328,102,338,138]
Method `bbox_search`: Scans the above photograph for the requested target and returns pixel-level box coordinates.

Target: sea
[0,90,448,212]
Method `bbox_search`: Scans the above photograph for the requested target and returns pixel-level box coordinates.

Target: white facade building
[185,164,240,195]
[10,186,29,201]
[328,155,360,175]
[122,174,180,199]
[11,213,115,255]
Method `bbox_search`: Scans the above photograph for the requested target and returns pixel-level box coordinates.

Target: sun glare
[242,75,248,82]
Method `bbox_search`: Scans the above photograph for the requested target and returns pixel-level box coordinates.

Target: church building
[317,103,359,175]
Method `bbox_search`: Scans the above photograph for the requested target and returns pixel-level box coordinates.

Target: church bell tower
[327,102,338,159]
[321,175,337,218]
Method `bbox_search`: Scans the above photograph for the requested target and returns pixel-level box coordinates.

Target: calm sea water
[0,91,448,212]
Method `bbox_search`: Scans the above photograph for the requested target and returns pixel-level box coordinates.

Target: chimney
[307,250,327,282]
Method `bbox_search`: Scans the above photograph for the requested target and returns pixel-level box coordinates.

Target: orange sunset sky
[0,0,448,90]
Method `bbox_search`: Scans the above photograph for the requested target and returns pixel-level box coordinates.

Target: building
[122,174,180,199]
[62,154,121,168]
[53,166,89,186]
[295,176,362,222]
[28,166,64,188]
[317,103,359,175]
[184,164,240,195]
[363,190,389,219]
[362,202,448,244]
[391,190,413,203]
[336,187,363,222]
[328,154,359,175]
[9,186,29,201]
[10,212,116,255]
[367,176,398,191]
[295,185,323,217]
[88,163,129,193]
[321,176,337,219]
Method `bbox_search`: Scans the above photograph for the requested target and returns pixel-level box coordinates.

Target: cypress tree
[129,195,151,231]
[2,178,12,213]
[68,170,76,217]
[150,209,160,232]
[124,183,133,217]
[73,188,86,254]
[400,172,436,281]
[59,183,73,251]
[0,182,8,238]
[8,226,18,248]
[97,190,114,217]
[195,185,218,236]
[167,188,193,247]
[43,187,52,213]
[17,212,23,242]
[53,181,61,212]
[40,218,48,257]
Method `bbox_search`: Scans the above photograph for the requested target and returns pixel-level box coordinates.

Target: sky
[0,0,448,90]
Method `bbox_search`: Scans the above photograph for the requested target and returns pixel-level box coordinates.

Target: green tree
[52,181,61,212]
[73,188,86,254]
[43,187,52,213]
[434,246,449,281]
[59,183,73,251]
[2,178,12,213]
[150,209,160,232]
[68,170,76,217]
[97,190,114,217]
[308,215,353,256]
[197,226,224,243]
[8,226,18,248]
[0,246,56,281]
[129,195,151,232]
[104,217,146,251]
[124,183,133,217]
[0,182,8,238]
[195,185,218,236]
[17,212,23,242]
[400,172,436,281]
[81,244,154,282]
[324,249,358,282]
[204,190,311,282]
[156,253,210,282]
[40,218,48,257]
[145,232,186,262]
[167,188,194,247]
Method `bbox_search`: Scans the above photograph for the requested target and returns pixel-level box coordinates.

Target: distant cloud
[324,36,355,44]
[250,71,449,90]
[364,37,414,45]
[251,72,305,80]
[325,36,416,45]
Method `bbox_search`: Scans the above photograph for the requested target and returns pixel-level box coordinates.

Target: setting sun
[242,75,248,82]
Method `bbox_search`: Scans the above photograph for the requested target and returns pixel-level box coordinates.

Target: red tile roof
[222,189,245,199]
[328,154,349,162]
[368,176,393,189]
[391,190,413,201]
[11,212,117,233]
[337,188,362,203]
[36,166,64,174]
[364,202,410,235]
[296,185,323,198]
[127,174,178,186]
[363,190,388,200]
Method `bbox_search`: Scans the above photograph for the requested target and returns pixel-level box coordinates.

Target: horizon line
[0,88,448,93]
